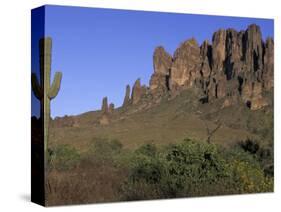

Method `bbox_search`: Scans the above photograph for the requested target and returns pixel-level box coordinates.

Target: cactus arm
[33,37,62,170]
[31,73,43,99]
[48,71,62,99]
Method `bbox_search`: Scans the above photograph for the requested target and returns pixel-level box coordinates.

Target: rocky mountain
[49,24,273,155]
[117,24,273,112]
[52,24,273,130]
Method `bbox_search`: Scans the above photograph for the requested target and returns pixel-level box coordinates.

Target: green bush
[153,139,227,197]
[135,143,157,157]
[237,138,274,177]
[130,155,162,184]
[50,144,80,170]
[239,138,260,154]
[228,160,273,193]
[120,138,273,200]
[86,138,123,164]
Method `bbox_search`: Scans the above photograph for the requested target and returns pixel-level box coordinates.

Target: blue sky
[31,5,274,118]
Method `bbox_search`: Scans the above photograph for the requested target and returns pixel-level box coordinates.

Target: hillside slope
[49,88,272,151]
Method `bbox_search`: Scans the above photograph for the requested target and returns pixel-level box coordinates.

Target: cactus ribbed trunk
[32,37,62,168]
[41,38,51,154]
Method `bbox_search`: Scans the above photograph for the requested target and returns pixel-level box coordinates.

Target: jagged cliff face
[125,24,273,111]
[149,47,172,97]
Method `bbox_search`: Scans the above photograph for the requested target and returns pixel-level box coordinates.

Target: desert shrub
[258,146,274,177]
[110,139,123,153]
[120,138,273,200]
[135,143,157,157]
[220,144,273,193]
[130,155,162,184]
[222,146,260,168]
[237,138,274,177]
[85,138,124,165]
[121,139,230,199]
[239,138,260,154]
[228,160,273,193]
[159,139,230,197]
[47,137,273,203]
[90,138,123,153]
[120,145,163,200]
[120,180,162,201]
[49,144,80,170]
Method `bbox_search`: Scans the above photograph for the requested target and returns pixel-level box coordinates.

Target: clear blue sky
[31,5,274,118]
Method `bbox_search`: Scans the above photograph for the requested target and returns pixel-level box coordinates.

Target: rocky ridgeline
[99,97,115,125]
[53,24,273,128]
[53,115,79,128]
[119,24,273,111]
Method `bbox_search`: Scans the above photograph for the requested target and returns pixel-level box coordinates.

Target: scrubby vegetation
[46,138,273,206]
[121,139,273,200]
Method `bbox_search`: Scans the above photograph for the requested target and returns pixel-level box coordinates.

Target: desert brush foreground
[33,24,273,205]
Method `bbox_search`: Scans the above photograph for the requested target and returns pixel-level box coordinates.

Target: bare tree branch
[204,119,222,144]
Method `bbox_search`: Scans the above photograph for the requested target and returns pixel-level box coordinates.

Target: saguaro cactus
[31,37,62,159]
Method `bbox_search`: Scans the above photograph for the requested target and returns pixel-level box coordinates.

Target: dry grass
[46,160,128,206]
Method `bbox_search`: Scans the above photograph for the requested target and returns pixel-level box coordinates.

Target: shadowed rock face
[99,97,110,125]
[170,38,201,90]
[101,97,108,114]
[263,38,274,90]
[109,103,115,114]
[153,46,173,76]
[131,79,147,105]
[120,24,273,111]
[212,29,227,72]
[149,47,172,99]
[151,24,272,110]
[131,79,142,105]
[244,24,264,74]
[122,85,131,107]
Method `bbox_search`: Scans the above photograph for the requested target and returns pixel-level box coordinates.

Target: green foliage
[228,160,273,193]
[237,138,274,177]
[121,138,273,200]
[48,137,273,202]
[86,138,124,164]
[160,139,229,197]
[239,138,260,154]
[222,146,260,168]
[135,143,157,157]
[110,139,123,152]
[50,144,80,170]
